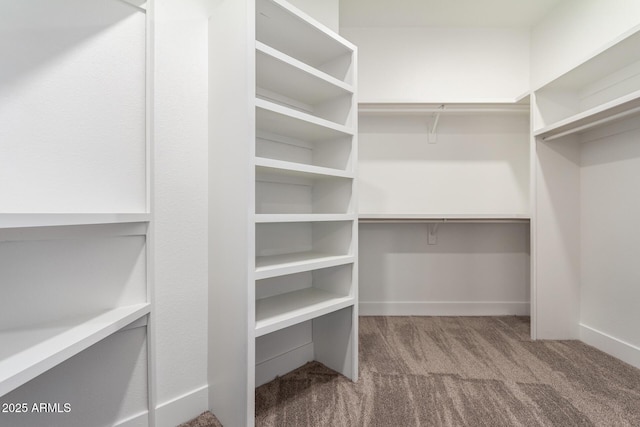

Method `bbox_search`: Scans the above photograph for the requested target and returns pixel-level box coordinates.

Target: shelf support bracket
[427,222,440,245]
[428,105,444,143]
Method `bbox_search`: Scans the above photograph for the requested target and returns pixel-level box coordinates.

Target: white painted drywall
[359,223,530,315]
[154,0,210,425]
[534,134,581,339]
[580,117,640,356]
[339,27,530,102]
[288,0,339,32]
[0,0,146,213]
[531,0,640,89]
[358,113,530,215]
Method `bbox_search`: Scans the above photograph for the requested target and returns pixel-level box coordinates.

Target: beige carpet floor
[183,316,640,426]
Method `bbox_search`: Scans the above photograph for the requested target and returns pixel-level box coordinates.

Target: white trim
[579,323,640,369]
[359,301,530,316]
[255,342,314,387]
[114,411,149,427]
[155,385,209,427]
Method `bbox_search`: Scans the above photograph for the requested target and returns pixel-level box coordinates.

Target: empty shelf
[255,157,354,179]
[257,42,353,105]
[359,102,529,115]
[255,214,356,223]
[256,0,354,70]
[0,213,151,229]
[534,89,640,141]
[256,99,354,142]
[255,288,354,337]
[359,213,530,223]
[255,252,354,280]
[0,304,150,397]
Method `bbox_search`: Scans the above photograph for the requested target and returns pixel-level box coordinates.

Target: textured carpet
[256,316,640,426]
[186,316,640,426]
[178,411,223,427]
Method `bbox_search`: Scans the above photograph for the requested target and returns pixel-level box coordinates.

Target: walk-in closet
[1,0,639,426]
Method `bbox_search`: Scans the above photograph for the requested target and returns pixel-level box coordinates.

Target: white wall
[0,0,146,212]
[288,0,339,32]
[531,0,640,89]
[154,0,210,425]
[339,27,530,102]
[579,117,640,367]
[359,223,530,315]
[358,113,530,215]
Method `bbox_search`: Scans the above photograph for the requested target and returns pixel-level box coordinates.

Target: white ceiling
[339,0,563,28]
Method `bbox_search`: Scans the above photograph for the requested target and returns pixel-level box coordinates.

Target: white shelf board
[0,303,150,397]
[359,213,530,223]
[534,26,640,91]
[359,102,529,115]
[533,89,640,140]
[255,157,354,179]
[255,214,356,223]
[256,42,353,106]
[256,0,354,69]
[0,213,151,229]
[256,99,354,141]
[255,252,354,280]
[255,288,354,337]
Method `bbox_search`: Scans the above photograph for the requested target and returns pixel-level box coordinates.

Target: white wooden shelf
[256,42,353,104]
[533,27,640,92]
[255,214,356,223]
[359,102,530,115]
[534,89,640,141]
[359,213,530,223]
[256,99,353,141]
[255,157,354,179]
[255,288,354,337]
[255,252,354,280]
[0,303,150,397]
[0,213,151,229]
[256,0,355,70]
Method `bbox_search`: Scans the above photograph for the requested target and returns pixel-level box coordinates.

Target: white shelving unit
[0,303,150,398]
[0,1,155,425]
[209,1,357,426]
[533,28,640,141]
[532,26,640,341]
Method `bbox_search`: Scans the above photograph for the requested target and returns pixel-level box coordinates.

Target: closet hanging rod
[541,105,640,141]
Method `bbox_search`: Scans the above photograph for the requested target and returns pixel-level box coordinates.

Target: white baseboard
[579,323,640,369]
[156,384,209,427]
[114,411,148,427]
[255,342,314,387]
[359,301,530,316]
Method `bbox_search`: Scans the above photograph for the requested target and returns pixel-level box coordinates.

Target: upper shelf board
[256,42,353,106]
[0,213,151,229]
[534,25,640,91]
[534,89,640,140]
[359,213,530,223]
[359,102,530,116]
[256,0,355,69]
